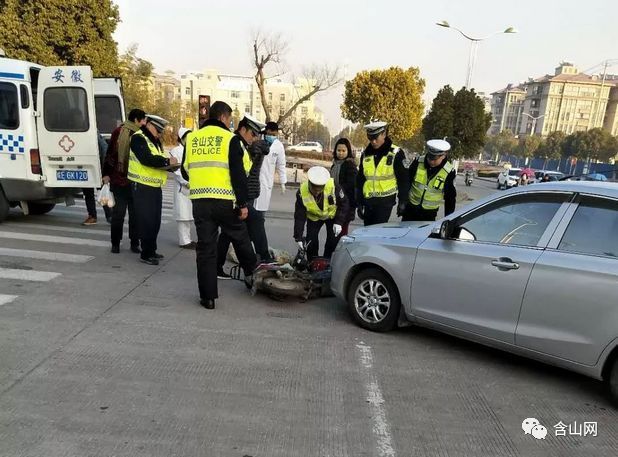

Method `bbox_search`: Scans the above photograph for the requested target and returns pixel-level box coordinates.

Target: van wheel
[0,187,9,222]
[27,202,56,215]
[347,268,400,332]
[609,358,618,406]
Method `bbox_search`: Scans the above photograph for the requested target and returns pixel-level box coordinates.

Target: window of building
[279,106,285,116]
[301,107,308,117]
[268,92,273,101]
[558,197,618,258]
[245,104,251,113]
[280,93,285,102]
[185,87,191,96]
[231,91,240,98]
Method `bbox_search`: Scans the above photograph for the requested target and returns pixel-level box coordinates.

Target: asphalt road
[0,176,616,457]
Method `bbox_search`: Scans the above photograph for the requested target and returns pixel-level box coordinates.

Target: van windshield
[44,87,89,132]
[95,95,122,136]
[0,82,19,130]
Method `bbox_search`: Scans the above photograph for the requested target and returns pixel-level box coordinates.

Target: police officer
[128,114,177,265]
[356,121,409,226]
[294,166,348,260]
[402,139,456,222]
[181,102,257,310]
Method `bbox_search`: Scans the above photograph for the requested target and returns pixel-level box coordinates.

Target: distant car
[535,170,564,182]
[497,168,521,189]
[330,181,618,403]
[287,141,323,153]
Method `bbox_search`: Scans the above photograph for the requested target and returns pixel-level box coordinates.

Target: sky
[112,0,618,133]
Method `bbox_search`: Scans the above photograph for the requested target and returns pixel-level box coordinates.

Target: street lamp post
[521,112,544,136]
[436,21,517,89]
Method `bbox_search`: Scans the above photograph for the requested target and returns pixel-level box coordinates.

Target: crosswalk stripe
[56,204,175,216]
[0,267,61,282]
[0,247,94,263]
[47,207,173,222]
[0,231,109,247]
[0,294,18,306]
[5,222,116,237]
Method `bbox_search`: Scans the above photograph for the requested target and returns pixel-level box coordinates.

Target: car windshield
[508,169,520,176]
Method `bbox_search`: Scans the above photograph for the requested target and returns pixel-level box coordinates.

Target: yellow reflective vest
[300,178,337,221]
[362,146,400,198]
[127,130,168,188]
[183,125,251,200]
[408,157,454,210]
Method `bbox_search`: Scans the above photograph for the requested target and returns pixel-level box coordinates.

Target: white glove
[281,183,286,194]
[296,240,304,250]
[333,224,342,237]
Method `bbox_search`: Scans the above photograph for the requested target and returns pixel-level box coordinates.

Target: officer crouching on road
[128,114,178,265]
[401,139,457,222]
[181,101,257,310]
[294,166,349,260]
[356,121,409,226]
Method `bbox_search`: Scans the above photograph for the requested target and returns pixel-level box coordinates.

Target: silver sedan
[330,181,618,404]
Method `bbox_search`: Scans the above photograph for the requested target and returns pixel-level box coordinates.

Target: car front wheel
[348,268,401,332]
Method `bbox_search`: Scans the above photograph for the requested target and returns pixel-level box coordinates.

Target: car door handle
[491,258,520,270]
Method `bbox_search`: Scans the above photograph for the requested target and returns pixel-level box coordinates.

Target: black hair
[128,108,146,122]
[209,101,232,120]
[333,137,354,160]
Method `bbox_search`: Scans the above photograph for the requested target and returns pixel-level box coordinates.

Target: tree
[451,87,492,159]
[333,124,367,149]
[251,30,340,124]
[422,85,455,141]
[0,0,120,76]
[119,45,154,114]
[421,86,491,159]
[342,66,425,141]
[517,135,543,164]
[536,130,566,168]
[484,129,518,162]
[294,119,331,148]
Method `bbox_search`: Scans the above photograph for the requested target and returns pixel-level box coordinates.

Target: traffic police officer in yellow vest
[181,101,257,310]
[294,166,349,260]
[355,121,409,226]
[402,139,457,222]
[128,114,178,265]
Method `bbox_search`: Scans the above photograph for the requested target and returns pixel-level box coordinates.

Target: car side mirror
[431,220,454,239]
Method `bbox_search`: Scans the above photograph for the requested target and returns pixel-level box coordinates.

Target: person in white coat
[252,122,287,259]
[170,127,195,249]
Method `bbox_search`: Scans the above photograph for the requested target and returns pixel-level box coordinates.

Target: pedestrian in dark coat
[330,137,358,236]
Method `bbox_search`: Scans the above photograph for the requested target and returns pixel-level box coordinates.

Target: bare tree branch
[276,64,342,125]
[251,29,288,122]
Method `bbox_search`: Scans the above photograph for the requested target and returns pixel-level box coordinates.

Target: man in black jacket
[402,139,456,221]
[356,121,409,226]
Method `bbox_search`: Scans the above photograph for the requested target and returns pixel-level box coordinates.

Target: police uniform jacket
[180,119,250,207]
[356,137,409,208]
[408,156,457,216]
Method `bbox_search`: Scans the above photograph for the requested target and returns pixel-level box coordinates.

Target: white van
[0,54,125,221]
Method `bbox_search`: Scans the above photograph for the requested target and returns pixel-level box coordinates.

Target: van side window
[20,84,30,109]
[0,82,19,130]
[29,67,39,110]
[43,87,89,132]
[94,95,122,136]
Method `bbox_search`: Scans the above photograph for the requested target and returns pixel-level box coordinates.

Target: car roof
[519,181,618,198]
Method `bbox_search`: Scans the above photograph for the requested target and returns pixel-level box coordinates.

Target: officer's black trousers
[110,184,139,248]
[217,205,270,267]
[132,182,162,260]
[305,219,338,260]
[193,199,257,300]
[401,205,438,222]
[363,204,393,226]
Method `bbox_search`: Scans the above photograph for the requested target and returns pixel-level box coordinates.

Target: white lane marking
[70,202,175,216]
[0,247,94,263]
[5,222,117,237]
[0,294,18,306]
[356,342,396,457]
[0,231,108,247]
[0,268,61,282]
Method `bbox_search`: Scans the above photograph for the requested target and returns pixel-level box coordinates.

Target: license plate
[56,170,89,181]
